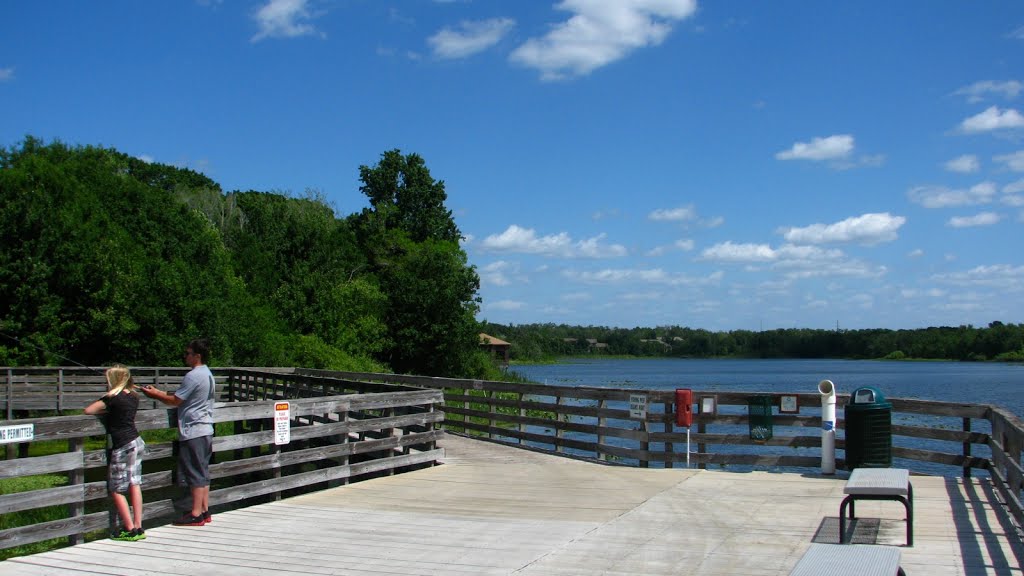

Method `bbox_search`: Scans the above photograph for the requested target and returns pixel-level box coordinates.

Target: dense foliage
[481,322,1024,363]
[0,137,490,378]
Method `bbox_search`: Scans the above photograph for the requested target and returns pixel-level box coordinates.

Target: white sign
[274,402,290,445]
[629,394,647,419]
[0,424,34,444]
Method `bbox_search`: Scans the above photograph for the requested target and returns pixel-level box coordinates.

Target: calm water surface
[512,358,1024,416]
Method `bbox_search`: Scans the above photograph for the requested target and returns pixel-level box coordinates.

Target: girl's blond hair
[105,364,136,397]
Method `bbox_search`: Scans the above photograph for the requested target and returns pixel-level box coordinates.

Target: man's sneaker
[202,510,212,524]
[130,528,146,540]
[173,513,205,526]
[111,529,135,541]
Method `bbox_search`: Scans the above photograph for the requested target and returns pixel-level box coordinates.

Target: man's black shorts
[177,435,212,487]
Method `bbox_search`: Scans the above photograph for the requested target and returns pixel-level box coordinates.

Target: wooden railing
[0,369,443,552]
[3,367,1023,546]
[298,369,1024,528]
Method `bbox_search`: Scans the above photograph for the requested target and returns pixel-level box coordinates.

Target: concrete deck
[2,435,1022,575]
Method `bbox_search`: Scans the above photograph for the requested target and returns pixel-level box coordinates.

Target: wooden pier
[1,434,1021,575]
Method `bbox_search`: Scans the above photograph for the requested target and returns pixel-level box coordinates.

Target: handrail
[2,366,1022,545]
[298,369,1024,528]
[0,368,443,554]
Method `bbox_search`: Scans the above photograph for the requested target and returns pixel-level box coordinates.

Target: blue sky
[3,1,1023,332]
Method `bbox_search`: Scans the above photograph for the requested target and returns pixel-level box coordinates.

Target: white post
[819,379,836,474]
[686,427,691,469]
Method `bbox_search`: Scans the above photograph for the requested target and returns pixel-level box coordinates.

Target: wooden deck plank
[1,434,1021,575]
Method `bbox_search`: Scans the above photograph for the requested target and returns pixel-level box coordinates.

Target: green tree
[355,150,481,377]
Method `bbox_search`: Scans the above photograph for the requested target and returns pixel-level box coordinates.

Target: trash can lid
[850,386,888,405]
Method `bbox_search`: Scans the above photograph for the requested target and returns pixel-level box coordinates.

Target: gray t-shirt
[175,364,215,440]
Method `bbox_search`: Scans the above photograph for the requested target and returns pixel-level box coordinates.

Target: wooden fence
[298,369,1024,530]
[0,369,443,552]
[3,367,1023,549]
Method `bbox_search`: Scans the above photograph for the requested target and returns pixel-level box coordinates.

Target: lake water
[510,358,1024,476]
[511,358,1024,416]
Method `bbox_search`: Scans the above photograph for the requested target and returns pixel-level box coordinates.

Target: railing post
[640,416,649,469]
[341,407,351,483]
[698,419,706,470]
[597,399,607,461]
[68,438,85,545]
[488,389,496,440]
[664,401,673,469]
[962,417,972,479]
[57,368,64,413]
[1006,422,1023,497]
[518,392,525,445]
[5,368,13,461]
[555,395,564,454]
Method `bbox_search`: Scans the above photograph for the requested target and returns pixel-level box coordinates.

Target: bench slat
[790,543,902,576]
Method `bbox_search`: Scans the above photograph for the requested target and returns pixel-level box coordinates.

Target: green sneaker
[111,529,135,541]
[130,528,146,541]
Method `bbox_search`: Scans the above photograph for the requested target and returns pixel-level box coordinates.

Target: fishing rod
[0,329,107,375]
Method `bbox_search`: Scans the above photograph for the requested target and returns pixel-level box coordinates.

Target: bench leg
[903,483,913,547]
[839,495,855,543]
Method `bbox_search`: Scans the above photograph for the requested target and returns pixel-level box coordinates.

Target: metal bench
[790,543,905,575]
[840,467,913,546]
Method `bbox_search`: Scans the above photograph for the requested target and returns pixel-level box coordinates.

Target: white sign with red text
[274,402,290,445]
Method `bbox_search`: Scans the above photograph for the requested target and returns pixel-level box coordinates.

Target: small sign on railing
[629,394,647,419]
[0,423,34,444]
[274,402,290,445]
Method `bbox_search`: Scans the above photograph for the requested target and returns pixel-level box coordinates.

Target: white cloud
[649,206,696,222]
[648,205,722,227]
[779,212,905,246]
[646,238,693,257]
[775,134,854,161]
[947,212,1001,228]
[953,80,1023,103]
[1001,194,1024,207]
[944,154,980,173]
[563,267,722,286]
[700,242,883,280]
[907,249,924,258]
[907,181,998,208]
[509,0,698,81]
[1005,178,1024,194]
[932,264,1024,288]
[136,154,154,164]
[429,18,515,59]
[700,241,776,262]
[480,260,521,287]
[561,291,591,302]
[0,67,13,82]
[958,106,1024,133]
[481,224,627,258]
[995,150,1024,172]
[251,0,323,42]
[487,299,526,311]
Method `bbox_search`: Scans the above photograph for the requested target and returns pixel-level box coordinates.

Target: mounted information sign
[629,394,647,419]
[274,402,290,445]
[0,424,34,444]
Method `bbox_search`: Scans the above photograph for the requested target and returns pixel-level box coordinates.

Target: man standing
[142,338,215,526]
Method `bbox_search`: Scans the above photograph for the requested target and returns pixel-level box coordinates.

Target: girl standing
[85,365,146,541]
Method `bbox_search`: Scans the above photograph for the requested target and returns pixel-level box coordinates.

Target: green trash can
[748,395,774,442]
[844,386,892,470]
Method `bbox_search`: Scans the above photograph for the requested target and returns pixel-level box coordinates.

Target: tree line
[3,137,1021,378]
[481,322,1024,362]
[0,137,491,378]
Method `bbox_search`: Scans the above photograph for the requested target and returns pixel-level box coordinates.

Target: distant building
[479,333,511,366]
